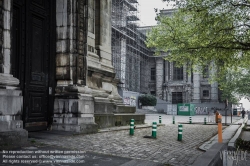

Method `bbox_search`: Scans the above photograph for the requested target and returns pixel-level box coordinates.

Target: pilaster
[192,66,201,103]
[156,58,164,99]
[0,0,27,146]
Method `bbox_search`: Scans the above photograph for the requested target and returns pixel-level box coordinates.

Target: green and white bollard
[173,116,175,124]
[189,116,192,124]
[159,116,162,124]
[130,119,134,135]
[204,117,207,125]
[152,122,157,138]
[178,124,183,141]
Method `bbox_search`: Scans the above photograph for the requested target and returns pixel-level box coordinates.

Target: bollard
[159,116,162,124]
[218,114,222,143]
[130,119,134,135]
[152,122,157,138]
[204,117,207,125]
[189,116,192,124]
[173,116,175,124]
[178,124,183,141]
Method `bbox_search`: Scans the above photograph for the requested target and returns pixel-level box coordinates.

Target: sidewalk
[199,116,247,151]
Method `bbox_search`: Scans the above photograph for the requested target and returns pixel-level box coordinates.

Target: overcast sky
[137,0,167,26]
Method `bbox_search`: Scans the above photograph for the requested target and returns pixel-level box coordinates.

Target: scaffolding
[111,0,153,93]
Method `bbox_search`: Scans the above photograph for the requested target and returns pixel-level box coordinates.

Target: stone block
[68,13,77,27]
[56,66,71,79]
[94,102,115,114]
[69,39,77,53]
[53,117,94,125]
[56,12,63,26]
[0,93,23,115]
[52,94,98,133]
[102,82,113,92]
[114,114,145,126]
[56,0,67,13]
[94,114,115,128]
[52,123,98,134]
[56,27,67,40]
[54,99,93,114]
[56,54,70,66]
[56,40,68,53]
[0,120,23,131]
[0,129,28,146]
[68,26,76,40]
[94,113,145,129]
[3,0,11,11]
[114,105,136,113]
[0,73,19,86]
[3,11,10,30]
[3,30,10,48]
[62,12,67,26]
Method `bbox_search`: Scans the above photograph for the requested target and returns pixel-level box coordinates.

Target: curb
[192,143,227,166]
[228,116,248,150]
[98,124,165,133]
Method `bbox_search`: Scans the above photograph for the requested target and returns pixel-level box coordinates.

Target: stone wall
[154,57,219,104]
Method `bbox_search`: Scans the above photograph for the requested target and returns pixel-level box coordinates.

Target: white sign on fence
[179,106,189,112]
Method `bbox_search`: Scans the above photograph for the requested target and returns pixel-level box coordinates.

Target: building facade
[116,9,224,114]
[111,0,153,96]
[0,0,141,146]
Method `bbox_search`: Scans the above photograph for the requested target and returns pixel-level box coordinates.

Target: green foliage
[139,94,157,106]
[235,138,250,151]
[217,68,250,103]
[147,0,250,102]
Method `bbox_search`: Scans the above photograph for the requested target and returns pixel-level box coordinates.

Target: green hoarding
[177,103,196,116]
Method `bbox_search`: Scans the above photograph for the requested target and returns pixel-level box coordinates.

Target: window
[172,92,183,104]
[203,90,209,97]
[173,62,183,80]
[151,68,156,80]
[203,66,209,78]
[151,91,156,96]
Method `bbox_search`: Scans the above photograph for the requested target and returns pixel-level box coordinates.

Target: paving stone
[30,118,226,166]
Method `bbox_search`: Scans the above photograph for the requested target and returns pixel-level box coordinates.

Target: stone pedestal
[0,87,28,146]
[52,86,98,133]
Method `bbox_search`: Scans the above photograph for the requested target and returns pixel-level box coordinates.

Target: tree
[147,0,250,72]
[146,0,250,102]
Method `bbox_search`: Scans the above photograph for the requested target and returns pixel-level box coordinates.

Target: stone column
[95,0,114,73]
[156,58,164,99]
[210,63,219,102]
[55,0,77,87]
[192,66,201,103]
[0,0,27,146]
[53,0,98,133]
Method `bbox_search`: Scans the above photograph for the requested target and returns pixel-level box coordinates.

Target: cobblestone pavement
[34,124,219,166]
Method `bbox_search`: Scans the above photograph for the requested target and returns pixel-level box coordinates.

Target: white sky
[240,98,250,110]
[137,0,167,26]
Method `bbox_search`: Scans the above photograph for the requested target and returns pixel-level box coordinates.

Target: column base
[52,123,98,134]
[52,94,98,134]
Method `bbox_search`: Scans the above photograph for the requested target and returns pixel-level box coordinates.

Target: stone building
[0,0,143,146]
[111,0,153,108]
[138,9,225,114]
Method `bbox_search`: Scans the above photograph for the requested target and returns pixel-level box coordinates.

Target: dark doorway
[172,92,183,104]
[12,0,55,131]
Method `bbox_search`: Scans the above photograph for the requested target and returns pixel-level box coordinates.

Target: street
[0,114,243,166]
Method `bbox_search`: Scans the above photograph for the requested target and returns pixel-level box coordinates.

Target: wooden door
[12,0,55,131]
